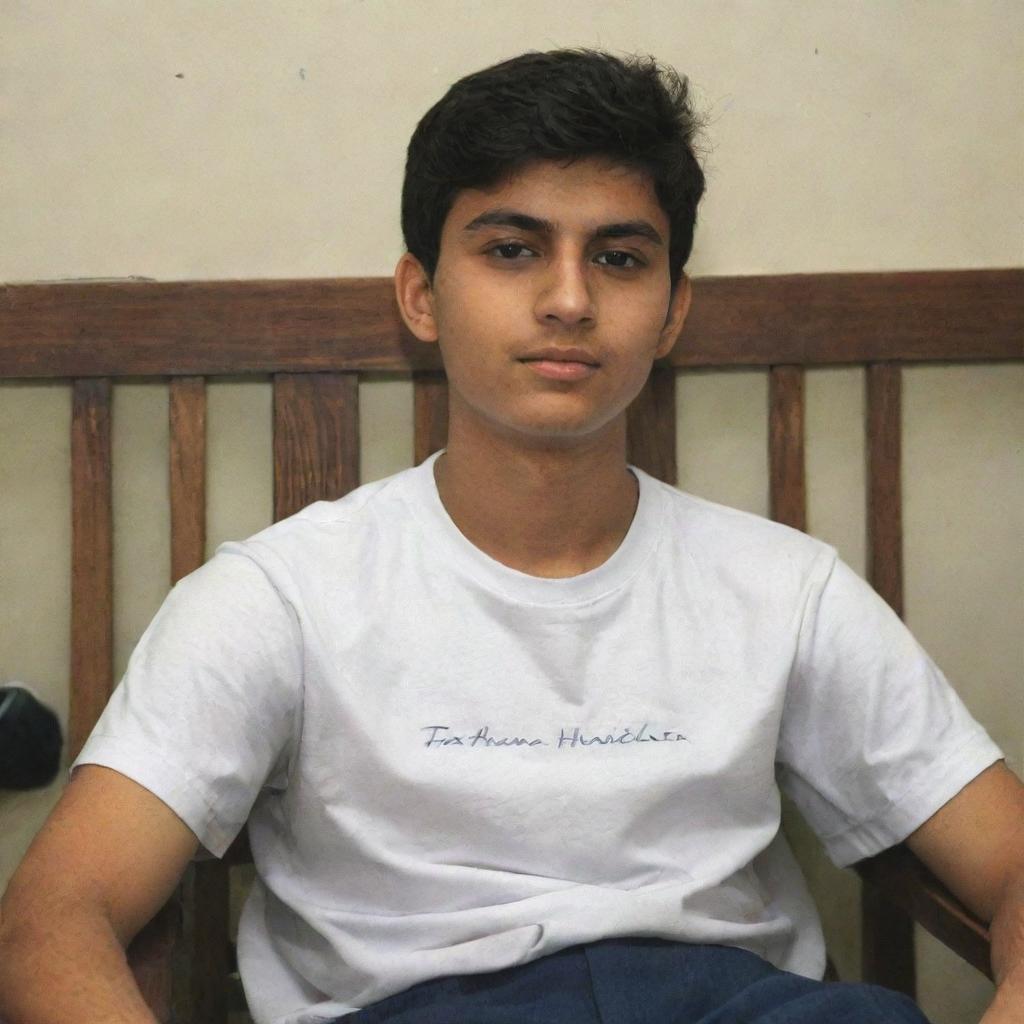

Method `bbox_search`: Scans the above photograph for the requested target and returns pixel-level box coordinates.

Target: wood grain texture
[857,844,991,982]
[859,361,915,993]
[169,377,218,1021]
[2,270,1021,378]
[273,373,359,521]
[0,277,427,378]
[768,366,807,532]
[626,365,677,485]
[128,377,207,1017]
[866,363,904,617]
[69,378,113,761]
[169,377,207,583]
[676,269,1024,367]
[413,371,449,464]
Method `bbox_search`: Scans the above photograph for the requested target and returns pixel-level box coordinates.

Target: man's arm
[0,764,199,1024]
[905,760,1024,1021]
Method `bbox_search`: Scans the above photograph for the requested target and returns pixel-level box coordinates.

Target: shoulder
[218,464,423,585]
[643,473,838,591]
[257,467,415,541]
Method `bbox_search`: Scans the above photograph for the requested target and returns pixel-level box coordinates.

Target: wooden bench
[1,268,1020,1022]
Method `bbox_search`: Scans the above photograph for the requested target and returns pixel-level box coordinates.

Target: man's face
[399,157,690,451]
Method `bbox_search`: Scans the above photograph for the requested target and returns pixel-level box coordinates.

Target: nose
[534,254,596,327]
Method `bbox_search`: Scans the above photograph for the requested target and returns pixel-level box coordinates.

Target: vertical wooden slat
[861,361,915,998]
[866,363,904,616]
[273,373,359,521]
[413,371,449,464]
[862,883,917,996]
[169,376,207,583]
[169,376,228,1023]
[626,365,677,485]
[69,377,113,761]
[768,365,807,531]
[190,858,231,1024]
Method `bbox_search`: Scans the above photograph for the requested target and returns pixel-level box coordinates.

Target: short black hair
[401,49,706,287]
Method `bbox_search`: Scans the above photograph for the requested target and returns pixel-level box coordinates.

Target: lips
[518,347,600,382]
[518,346,601,367]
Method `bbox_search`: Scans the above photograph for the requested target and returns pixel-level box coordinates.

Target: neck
[434,417,638,579]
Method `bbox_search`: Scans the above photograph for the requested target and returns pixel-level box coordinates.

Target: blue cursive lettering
[424,723,686,751]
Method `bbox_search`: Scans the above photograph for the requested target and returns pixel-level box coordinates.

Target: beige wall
[1,3,1021,1021]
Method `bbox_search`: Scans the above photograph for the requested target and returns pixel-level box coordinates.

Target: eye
[488,242,537,260]
[594,250,644,269]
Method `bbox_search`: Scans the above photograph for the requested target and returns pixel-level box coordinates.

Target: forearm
[0,909,158,1024]
[982,868,1024,1022]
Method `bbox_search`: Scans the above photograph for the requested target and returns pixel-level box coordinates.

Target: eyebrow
[463,208,664,246]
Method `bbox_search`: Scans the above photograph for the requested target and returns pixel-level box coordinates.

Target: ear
[394,252,439,344]
[654,273,693,360]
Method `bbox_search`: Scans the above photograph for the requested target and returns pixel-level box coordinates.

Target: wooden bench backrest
[2,268,1021,1020]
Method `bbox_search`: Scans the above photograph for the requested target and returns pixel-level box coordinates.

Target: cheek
[432,291,502,389]
[626,285,673,330]
[434,275,518,356]
[604,295,674,359]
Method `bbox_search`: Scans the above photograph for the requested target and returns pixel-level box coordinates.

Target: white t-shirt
[74,452,1001,1023]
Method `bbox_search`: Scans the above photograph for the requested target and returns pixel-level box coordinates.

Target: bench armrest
[855,841,992,980]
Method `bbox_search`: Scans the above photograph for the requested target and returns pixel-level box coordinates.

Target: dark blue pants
[342,937,930,1022]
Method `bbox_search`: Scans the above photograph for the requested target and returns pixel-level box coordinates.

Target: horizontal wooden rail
[855,844,992,980]
[680,269,1023,366]
[2,269,1021,379]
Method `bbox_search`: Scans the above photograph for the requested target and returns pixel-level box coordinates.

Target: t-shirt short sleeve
[72,543,303,858]
[776,551,1003,868]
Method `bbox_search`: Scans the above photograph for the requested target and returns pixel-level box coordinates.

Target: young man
[1,49,1022,1024]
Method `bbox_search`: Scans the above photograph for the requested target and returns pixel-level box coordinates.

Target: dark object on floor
[0,685,63,789]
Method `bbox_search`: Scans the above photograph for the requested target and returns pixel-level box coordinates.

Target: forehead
[443,157,667,237]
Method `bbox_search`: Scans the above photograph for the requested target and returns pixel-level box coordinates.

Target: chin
[502,414,624,448]
[456,393,626,448]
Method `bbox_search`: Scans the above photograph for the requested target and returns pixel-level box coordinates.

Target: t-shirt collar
[407,449,666,606]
